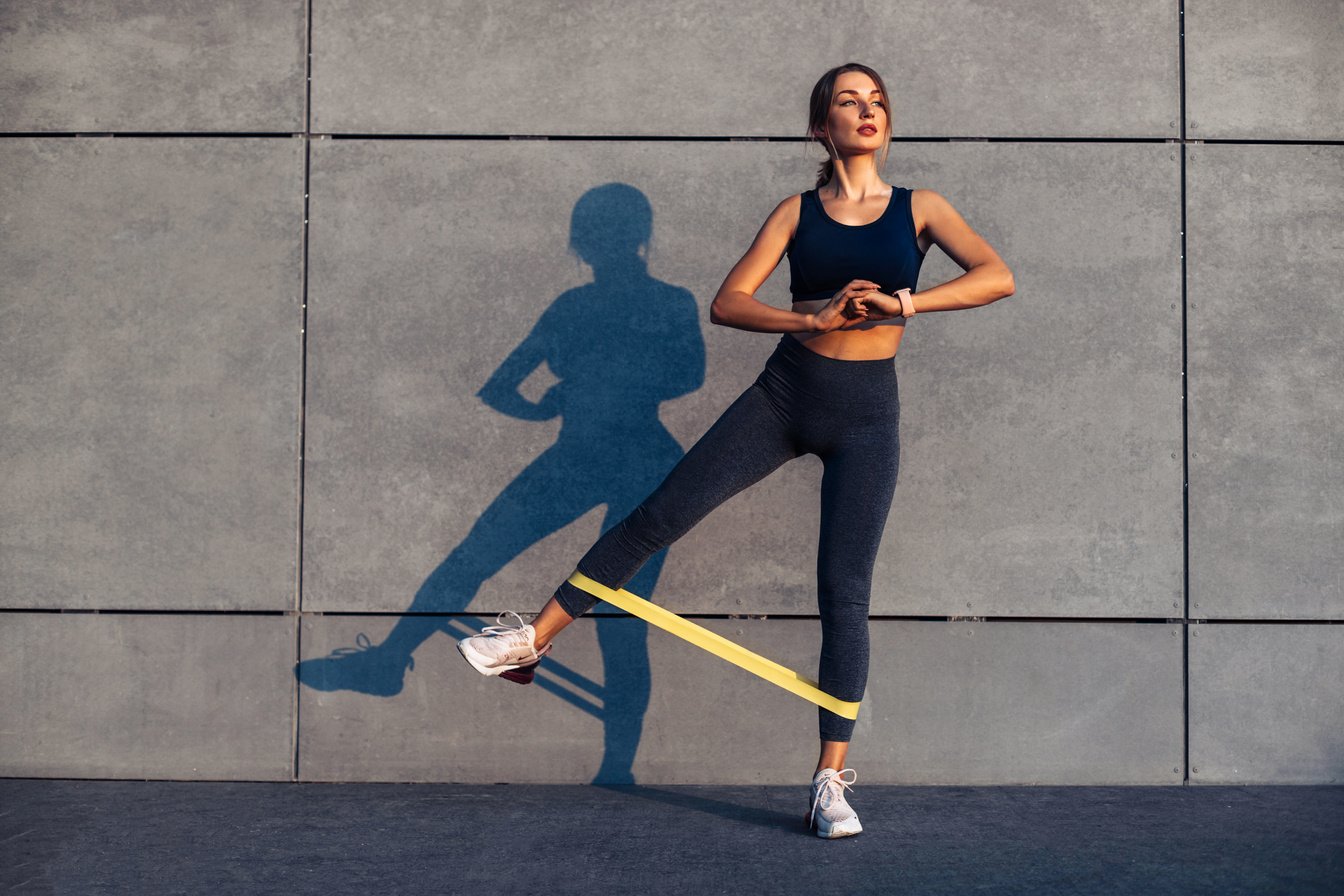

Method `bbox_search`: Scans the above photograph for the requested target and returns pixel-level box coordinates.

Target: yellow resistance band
[566,570,861,720]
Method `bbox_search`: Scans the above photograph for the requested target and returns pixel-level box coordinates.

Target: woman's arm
[709,195,863,333]
[860,190,1014,319]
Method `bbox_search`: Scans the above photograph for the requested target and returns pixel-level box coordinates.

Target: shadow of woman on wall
[296,183,705,784]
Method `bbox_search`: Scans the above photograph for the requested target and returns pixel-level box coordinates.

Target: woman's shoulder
[908,187,953,233]
[755,192,807,244]
[772,191,808,214]
[782,190,815,220]
[908,187,951,210]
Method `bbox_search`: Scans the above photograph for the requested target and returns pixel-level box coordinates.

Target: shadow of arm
[477,327,561,421]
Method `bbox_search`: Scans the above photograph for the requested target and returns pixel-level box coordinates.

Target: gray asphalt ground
[2,780,1341,895]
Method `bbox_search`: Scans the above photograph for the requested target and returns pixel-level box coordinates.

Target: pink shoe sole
[500,661,539,684]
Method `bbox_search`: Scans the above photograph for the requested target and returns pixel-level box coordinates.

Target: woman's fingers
[823,282,883,328]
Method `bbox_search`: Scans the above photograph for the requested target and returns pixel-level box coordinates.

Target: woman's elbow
[994,265,1015,301]
[709,297,733,327]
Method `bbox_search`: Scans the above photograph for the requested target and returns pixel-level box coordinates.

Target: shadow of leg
[296,440,600,696]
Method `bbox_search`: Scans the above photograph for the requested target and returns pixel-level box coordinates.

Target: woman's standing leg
[804,400,900,839]
[813,417,900,756]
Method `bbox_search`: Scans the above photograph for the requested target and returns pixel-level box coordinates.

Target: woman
[458,61,1014,838]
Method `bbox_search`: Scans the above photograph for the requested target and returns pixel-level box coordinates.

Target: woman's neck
[823,154,886,200]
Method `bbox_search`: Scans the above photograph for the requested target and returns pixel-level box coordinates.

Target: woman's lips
[858,125,877,134]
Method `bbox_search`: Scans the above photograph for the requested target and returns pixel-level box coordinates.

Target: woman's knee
[554,581,597,618]
[819,710,856,743]
[618,493,697,554]
[817,573,874,617]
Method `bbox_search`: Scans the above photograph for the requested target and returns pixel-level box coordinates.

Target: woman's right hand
[810,280,883,332]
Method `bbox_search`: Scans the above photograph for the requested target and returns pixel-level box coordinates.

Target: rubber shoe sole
[500,660,540,684]
[810,814,863,839]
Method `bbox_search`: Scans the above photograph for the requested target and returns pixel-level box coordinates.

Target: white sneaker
[808,768,863,838]
[457,611,552,678]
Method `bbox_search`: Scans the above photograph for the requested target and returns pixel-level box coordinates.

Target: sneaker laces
[472,610,533,643]
[810,768,858,830]
[469,610,551,659]
[326,632,414,670]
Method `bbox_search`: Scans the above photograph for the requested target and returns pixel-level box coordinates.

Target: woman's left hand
[849,290,904,321]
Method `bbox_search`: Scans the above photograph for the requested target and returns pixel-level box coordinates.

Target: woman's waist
[760,331,899,386]
[785,299,906,362]
[754,344,899,417]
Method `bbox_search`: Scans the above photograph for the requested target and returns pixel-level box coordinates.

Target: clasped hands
[813,279,904,332]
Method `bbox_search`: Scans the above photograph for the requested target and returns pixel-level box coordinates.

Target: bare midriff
[788,307,905,360]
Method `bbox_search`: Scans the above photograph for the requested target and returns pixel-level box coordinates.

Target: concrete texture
[0,138,304,611]
[296,616,1179,784]
[304,139,1182,620]
[302,138,731,617]
[1185,0,1344,140]
[863,620,1183,785]
[0,613,295,780]
[1187,145,1344,620]
[881,142,1183,618]
[4,780,1343,895]
[2,0,1342,786]
[0,1,307,132]
[311,0,1179,138]
[297,615,645,784]
[1190,624,1344,784]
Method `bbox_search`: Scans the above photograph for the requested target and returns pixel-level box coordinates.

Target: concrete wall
[2,0,1340,784]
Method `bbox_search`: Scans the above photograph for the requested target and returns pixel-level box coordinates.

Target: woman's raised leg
[458,380,799,677]
[552,381,799,620]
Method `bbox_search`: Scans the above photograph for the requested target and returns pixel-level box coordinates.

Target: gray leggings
[555,333,901,742]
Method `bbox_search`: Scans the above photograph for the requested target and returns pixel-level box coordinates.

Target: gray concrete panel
[1185,0,1344,141]
[859,619,1183,784]
[304,139,1182,619]
[297,616,1180,784]
[0,613,295,779]
[0,138,303,610]
[1190,623,1344,784]
[1188,145,1344,619]
[298,615,662,783]
[877,142,1184,618]
[312,0,1178,138]
[0,1,307,132]
[303,138,827,617]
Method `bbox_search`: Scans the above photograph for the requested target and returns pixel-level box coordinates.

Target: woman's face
[820,71,887,156]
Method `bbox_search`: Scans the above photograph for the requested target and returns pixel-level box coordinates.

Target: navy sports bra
[786,186,925,303]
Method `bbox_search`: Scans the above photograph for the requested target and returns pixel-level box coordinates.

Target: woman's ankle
[816,740,851,774]
[530,595,576,649]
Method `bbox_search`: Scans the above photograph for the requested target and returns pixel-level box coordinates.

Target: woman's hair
[807,62,892,188]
